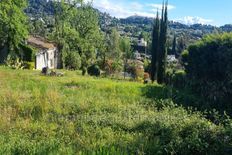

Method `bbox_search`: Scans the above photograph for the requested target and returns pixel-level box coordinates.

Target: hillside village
[25,0,232,73]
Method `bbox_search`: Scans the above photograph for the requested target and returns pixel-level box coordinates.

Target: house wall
[35,48,57,70]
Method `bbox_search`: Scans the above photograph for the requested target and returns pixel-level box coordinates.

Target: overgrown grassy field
[0,66,231,154]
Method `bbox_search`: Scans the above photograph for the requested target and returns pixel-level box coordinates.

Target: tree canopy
[0,0,28,62]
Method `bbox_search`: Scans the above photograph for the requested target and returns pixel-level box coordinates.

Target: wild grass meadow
[0,66,231,154]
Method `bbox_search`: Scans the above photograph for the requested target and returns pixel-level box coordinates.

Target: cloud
[90,0,156,18]
[148,3,176,11]
[175,16,213,25]
[84,0,176,19]
[130,2,143,10]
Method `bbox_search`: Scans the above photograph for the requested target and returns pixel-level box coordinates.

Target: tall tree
[151,10,160,82]
[0,0,28,62]
[120,37,132,78]
[177,36,186,57]
[108,28,122,60]
[171,34,176,55]
[151,1,168,84]
[157,1,168,84]
[71,5,103,72]
[51,0,82,68]
[105,28,123,73]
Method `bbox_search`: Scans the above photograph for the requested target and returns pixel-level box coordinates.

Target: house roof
[27,36,56,50]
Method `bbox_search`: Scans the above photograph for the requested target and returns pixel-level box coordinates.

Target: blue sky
[87,0,232,26]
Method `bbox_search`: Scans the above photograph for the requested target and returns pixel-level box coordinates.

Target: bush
[87,64,101,77]
[64,52,81,70]
[181,50,189,68]
[172,70,186,88]
[104,59,123,75]
[5,55,24,69]
[23,62,35,70]
[165,70,186,88]
[185,33,232,114]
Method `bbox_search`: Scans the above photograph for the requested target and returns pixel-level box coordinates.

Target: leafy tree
[51,1,102,72]
[108,28,122,60]
[51,0,82,68]
[31,18,47,37]
[119,37,132,78]
[71,5,103,72]
[64,51,81,70]
[0,0,28,62]
[105,28,123,74]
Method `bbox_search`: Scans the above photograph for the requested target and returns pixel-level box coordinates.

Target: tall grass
[0,66,231,154]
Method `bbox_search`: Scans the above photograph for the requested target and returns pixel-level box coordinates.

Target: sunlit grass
[0,66,231,154]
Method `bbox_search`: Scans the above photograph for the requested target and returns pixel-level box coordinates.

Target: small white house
[27,36,59,70]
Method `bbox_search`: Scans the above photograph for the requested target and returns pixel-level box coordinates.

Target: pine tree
[151,10,160,82]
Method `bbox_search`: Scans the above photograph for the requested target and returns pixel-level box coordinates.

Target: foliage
[181,49,189,68]
[151,2,168,84]
[185,33,232,114]
[171,34,177,55]
[5,55,24,69]
[166,70,186,89]
[0,0,28,60]
[120,37,132,60]
[108,28,121,58]
[50,1,102,69]
[144,59,151,73]
[19,44,35,62]
[151,10,160,82]
[157,2,168,84]
[64,51,81,70]
[0,67,231,154]
[87,64,101,77]
[23,61,35,70]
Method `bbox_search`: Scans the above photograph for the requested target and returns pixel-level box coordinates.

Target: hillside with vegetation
[1,0,232,154]
[25,0,232,55]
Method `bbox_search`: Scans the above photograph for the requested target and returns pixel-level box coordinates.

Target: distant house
[27,36,59,70]
[132,38,147,54]
[167,55,178,63]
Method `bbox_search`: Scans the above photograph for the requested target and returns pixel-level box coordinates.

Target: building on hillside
[132,37,147,54]
[167,55,178,63]
[27,36,60,70]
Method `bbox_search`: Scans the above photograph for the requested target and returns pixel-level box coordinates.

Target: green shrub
[166,70,186,89]
[87,64,101,77]
[23,62,35,70]
[181,50,189,68]
[185,33,232,114]
[5,55,24,69]
[172,70,186,88]
[64,52,81,70]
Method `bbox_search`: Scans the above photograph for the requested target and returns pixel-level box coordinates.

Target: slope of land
[0,66,231,154]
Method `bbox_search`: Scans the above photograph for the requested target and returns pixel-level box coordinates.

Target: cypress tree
[157,1,168,84]
[172,34,176,55]
[151,10,160,82]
